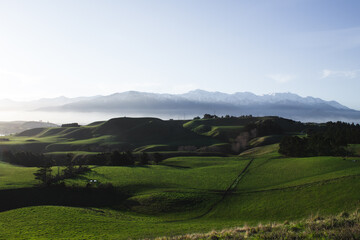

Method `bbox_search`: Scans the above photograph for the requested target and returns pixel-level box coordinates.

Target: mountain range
[0,121,58,135]
[2,90,360,123]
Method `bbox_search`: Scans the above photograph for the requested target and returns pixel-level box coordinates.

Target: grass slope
[0,161,37,189]
[1,142,360,238]
[159,210,360,239]
[0,206,236,240]
[0,117,220,155]
[184,116,304,141]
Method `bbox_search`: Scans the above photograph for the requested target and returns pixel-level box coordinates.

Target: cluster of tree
[223,114,253,118]
[2,151,50,167]
[202,114,219,119]
[61,123,80,127]
[279,135,347,157]
[89,151,135,166]
[34,154,90,186]
[306,121,360,144]
[279,121,360,157]
[197,114,254,120]
[244,119,283,137]
[2,151,88,167]
[87,151,164,166]
[2,149,165,168]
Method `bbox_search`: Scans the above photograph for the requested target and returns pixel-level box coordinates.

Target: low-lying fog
[0,110,359,126]
[0,110,192,125]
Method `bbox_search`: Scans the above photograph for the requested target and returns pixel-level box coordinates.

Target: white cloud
[321,69,359,79]
[267,74,295,83]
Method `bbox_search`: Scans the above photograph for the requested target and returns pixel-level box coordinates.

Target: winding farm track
[172,157,360,223]
[192,158,254,219]
[166,158,254,222]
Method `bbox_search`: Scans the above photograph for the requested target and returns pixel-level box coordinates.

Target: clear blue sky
[1,0,360,109]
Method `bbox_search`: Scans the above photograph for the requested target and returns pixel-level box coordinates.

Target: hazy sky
[1,0,360,109]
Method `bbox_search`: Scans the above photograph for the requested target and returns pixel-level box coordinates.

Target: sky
[0,0,360,109]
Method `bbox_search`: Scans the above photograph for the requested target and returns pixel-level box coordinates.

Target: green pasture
[236,155,360,192]
[208,176,360,223]
[0,162,37,189]
[1,140,360,239]
[0,206,243,240]
[349,144,360,156]
[65,156,250,195]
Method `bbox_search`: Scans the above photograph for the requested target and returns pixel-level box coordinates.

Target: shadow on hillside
[117,183,180,195]
[160,164,191,169]
[0,186,129,212]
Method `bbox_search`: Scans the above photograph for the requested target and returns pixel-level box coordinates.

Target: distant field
[349,144,360,156]
[0,162,37,189]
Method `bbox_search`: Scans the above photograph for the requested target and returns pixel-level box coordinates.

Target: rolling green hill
[0,116,359,239]
[0,117,222,157]
[0,116,307,164]
[1,142,360,239]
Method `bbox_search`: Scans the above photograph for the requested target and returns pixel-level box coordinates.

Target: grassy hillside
[1,141,360,238]
[0,116,308,157]
[1,117,359,239]
[0,117,221,156]
[159,210,360,239]
[205,144,360,223]
[0,162,37,189]
[0,206,230,240]
[184,116,304,140]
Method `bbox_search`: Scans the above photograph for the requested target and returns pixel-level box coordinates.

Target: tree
[110,150,122,166]
[33,157,53,186]
[153,152,163,164]
[34,166,53,185]
[279,136,308,157]
[63,153,75,177]
[203,113,218,119]
[140,152,149,165]
[125,150,135,165]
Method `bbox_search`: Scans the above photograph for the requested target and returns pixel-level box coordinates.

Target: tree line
[279,121,360,157]
[244,119,283,137]
[194,114,254,119]
[88,151,164,166]
[2,150,164,167]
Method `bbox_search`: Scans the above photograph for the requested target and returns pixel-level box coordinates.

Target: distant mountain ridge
[179,90,348,110]
[0,121,58,135]
[1,90,359,123]
[36,89,349,110]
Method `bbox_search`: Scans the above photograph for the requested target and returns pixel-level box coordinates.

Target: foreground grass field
[158,210,360,239]
[1,144,360,239]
